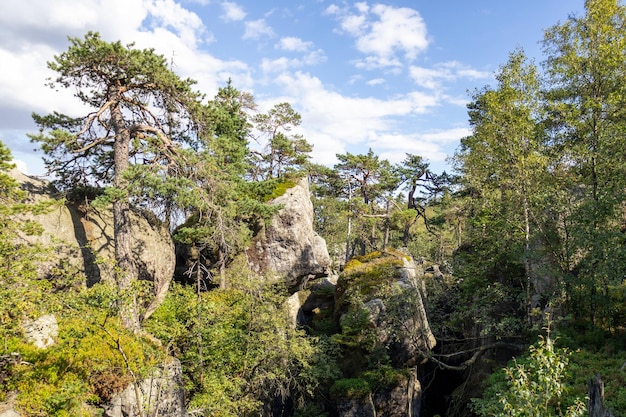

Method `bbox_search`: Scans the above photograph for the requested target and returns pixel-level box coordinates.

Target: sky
[0,0,586,176]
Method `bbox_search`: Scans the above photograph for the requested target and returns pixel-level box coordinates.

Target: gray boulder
[22,314,58,349]
[247,177,331,289]
[336,370,422,417]
[103,358,187,417]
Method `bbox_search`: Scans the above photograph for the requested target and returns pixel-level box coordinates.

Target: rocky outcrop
[335,251,436,365]
[0,393,20,417]
[103,358,187,417]
[372,370,422,417]
[11,169,175,319]
[247,178,331,289]
[335,370,422,417]
[330,250,435,417]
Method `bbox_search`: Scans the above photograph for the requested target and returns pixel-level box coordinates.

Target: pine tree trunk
[112,101,140,331]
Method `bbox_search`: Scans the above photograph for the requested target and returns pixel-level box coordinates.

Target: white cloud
[366,78,386,86]
[144,0,207,47]
[260,50,326,74]
[421,127,471,144]
[328,2,429,69]
[268,71,443,165]
[373,127,471,164]
[324,4,340,15]
[276,36,312,52]
[13,159,29,175]
[243,19,275,40]
[409,61,491,90]
[0,0,252,145]
[221,1,246,22]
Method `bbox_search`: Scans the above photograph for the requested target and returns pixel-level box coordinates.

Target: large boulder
[103,358,187,417]
[247,177,331,290]
[334,370,422,417]
[11,169,175,319]
[335,250,436,367]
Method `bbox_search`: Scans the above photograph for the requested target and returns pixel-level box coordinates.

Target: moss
[265,179,298,201]
[362,366,408,391]
[329,378,371,399]
[6,311,164,416]
[339,250,405,300]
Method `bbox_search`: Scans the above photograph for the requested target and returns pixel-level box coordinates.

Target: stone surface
[11,169,175,320]
[103,358,187,417]
[286,292,303,328]
[336,395,376,417]
[247,177,331,289]
[336,371,422,417]
[0,393,20,417]
[372,370,422,417]
[22,314,58,349]
[589,375,615,417]
[336,253,436,367]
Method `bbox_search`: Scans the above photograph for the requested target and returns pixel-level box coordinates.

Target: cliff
[10,169,175,320]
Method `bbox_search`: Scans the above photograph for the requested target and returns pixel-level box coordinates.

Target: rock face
[103,358,187,417]
[372,370,422,417]
[335,252,436,361]
[247,178,331,289]
[332,250,435,417]
[12,169,175,319]
[335,370,422,417]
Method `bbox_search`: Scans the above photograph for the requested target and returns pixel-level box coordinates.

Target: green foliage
[145,270,339,416]
[329,378,371,399]
[3,282,164,417]
[0,142,55,337]
[265,178,297,201]
[252,102,312,180]
[472,336,586,417]
[566,348,626,415]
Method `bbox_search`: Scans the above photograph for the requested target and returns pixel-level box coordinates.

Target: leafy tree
[454,49,547,323]
[174,84,276,289]
[145,263,338,417]
[308,163,351,266]
[29,32,203,330]
[394,153,450,249]
[0,141,52,336]
[334,149,399,256]
[542,0,626,325]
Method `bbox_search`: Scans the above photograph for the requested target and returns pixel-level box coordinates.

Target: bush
[472,336,586,417]
[329,378,371,399]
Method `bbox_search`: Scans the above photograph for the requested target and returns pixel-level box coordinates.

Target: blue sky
[0,0,585,175]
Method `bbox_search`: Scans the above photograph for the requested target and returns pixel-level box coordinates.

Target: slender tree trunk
[111,100,140,331]
[383,198,390,250]
[522,190,532,324]
[345,177,352,265]
[219,247,227,289]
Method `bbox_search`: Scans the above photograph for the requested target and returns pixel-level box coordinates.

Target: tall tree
[334,149,398,255]
[454,49,547,322]
[251,102,312,179]
[30,32,203,330]
[174,84,275,290]
[543,0,626,324]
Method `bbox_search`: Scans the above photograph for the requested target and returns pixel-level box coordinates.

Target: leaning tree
[30,32,204,330]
